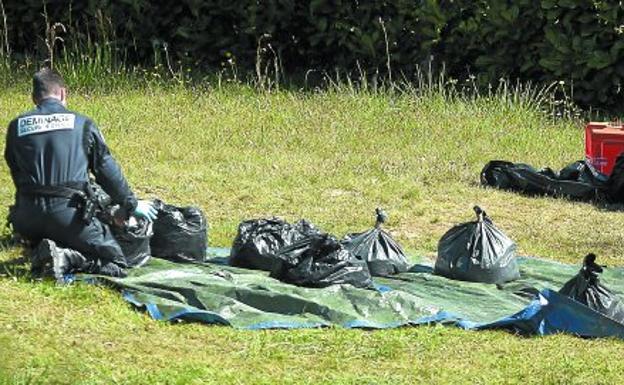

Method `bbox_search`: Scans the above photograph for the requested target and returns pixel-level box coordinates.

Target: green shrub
[1,0,622,109]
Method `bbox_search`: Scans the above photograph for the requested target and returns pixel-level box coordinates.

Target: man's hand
[134,200,158,221]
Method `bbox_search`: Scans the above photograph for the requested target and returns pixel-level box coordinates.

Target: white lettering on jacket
[17,113,75,137]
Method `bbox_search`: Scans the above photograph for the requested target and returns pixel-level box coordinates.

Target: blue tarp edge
[120,288,624,338]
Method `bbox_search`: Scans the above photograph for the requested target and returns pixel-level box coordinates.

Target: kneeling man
[4,68,156,278]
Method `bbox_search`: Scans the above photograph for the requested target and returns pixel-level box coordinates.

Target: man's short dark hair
[32,68,65,101]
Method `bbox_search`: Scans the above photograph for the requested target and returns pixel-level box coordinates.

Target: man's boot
[31,239,126,280]
[31,239,92,281]
[30,239,56,277]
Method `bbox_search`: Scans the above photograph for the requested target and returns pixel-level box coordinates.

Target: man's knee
[73,220,126,266]
[46,211,126,266]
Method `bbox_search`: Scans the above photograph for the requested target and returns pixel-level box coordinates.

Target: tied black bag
[434,206,520,284]
[150,200,208,262]
[86,183,151,268]
[342,208,410,276]
[559,254,624,323]
[112,216,153,268]
[229,217,321,271]
[270,233,373,289]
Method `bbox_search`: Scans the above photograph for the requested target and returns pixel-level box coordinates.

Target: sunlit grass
[1,76,623,384]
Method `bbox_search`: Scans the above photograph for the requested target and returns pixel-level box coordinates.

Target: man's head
[32,68,67,106]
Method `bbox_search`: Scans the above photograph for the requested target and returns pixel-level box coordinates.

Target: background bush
[1,0,622,110]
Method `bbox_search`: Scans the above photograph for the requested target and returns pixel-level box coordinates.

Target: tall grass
[0,4,592,122]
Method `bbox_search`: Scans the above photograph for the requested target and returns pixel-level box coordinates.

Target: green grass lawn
[1,82,623,384]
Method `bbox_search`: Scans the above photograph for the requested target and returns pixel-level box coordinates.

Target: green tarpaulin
[89,248,624,332]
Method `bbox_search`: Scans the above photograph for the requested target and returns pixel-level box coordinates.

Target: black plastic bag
[342,208,410,276]
[150,200,208,262]
[270,233,373,288]
[229,217,321,271]
[607,153,624,203]
[112,216,153,268]
[559,254,624,323]
[434,206,520,284]
[481,160,608,201]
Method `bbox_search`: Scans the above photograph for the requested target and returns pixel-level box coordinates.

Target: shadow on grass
[596,203,624,213]
[474,181,624,213]
[0,234,30,280]
[0,258,30,279]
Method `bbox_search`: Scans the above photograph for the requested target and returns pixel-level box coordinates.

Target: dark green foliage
[438,0,547,82]
[538,0,624,106]
[1,0,622,109]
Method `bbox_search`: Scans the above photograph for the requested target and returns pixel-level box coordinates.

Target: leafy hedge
[2,0,623,109]
[438,0,624,108]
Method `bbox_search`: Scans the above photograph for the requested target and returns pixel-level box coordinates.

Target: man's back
[6,98,91,190]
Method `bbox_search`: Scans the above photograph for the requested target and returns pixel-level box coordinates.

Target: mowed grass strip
[1,84,623,384]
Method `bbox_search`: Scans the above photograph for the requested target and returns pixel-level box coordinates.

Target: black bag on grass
[607,153,624,203]
[112,216,153,268]
[559,253,624,323]
[434,206,520,284]
[270,233,373,288]
[480,160,607,201]
[342,208,410,276]
[150,200,208,262]
[229,217,321,271]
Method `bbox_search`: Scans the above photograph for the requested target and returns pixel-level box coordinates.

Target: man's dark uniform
[4,98,136,267]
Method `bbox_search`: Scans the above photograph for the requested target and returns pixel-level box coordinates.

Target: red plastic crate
[585,121,624,176]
